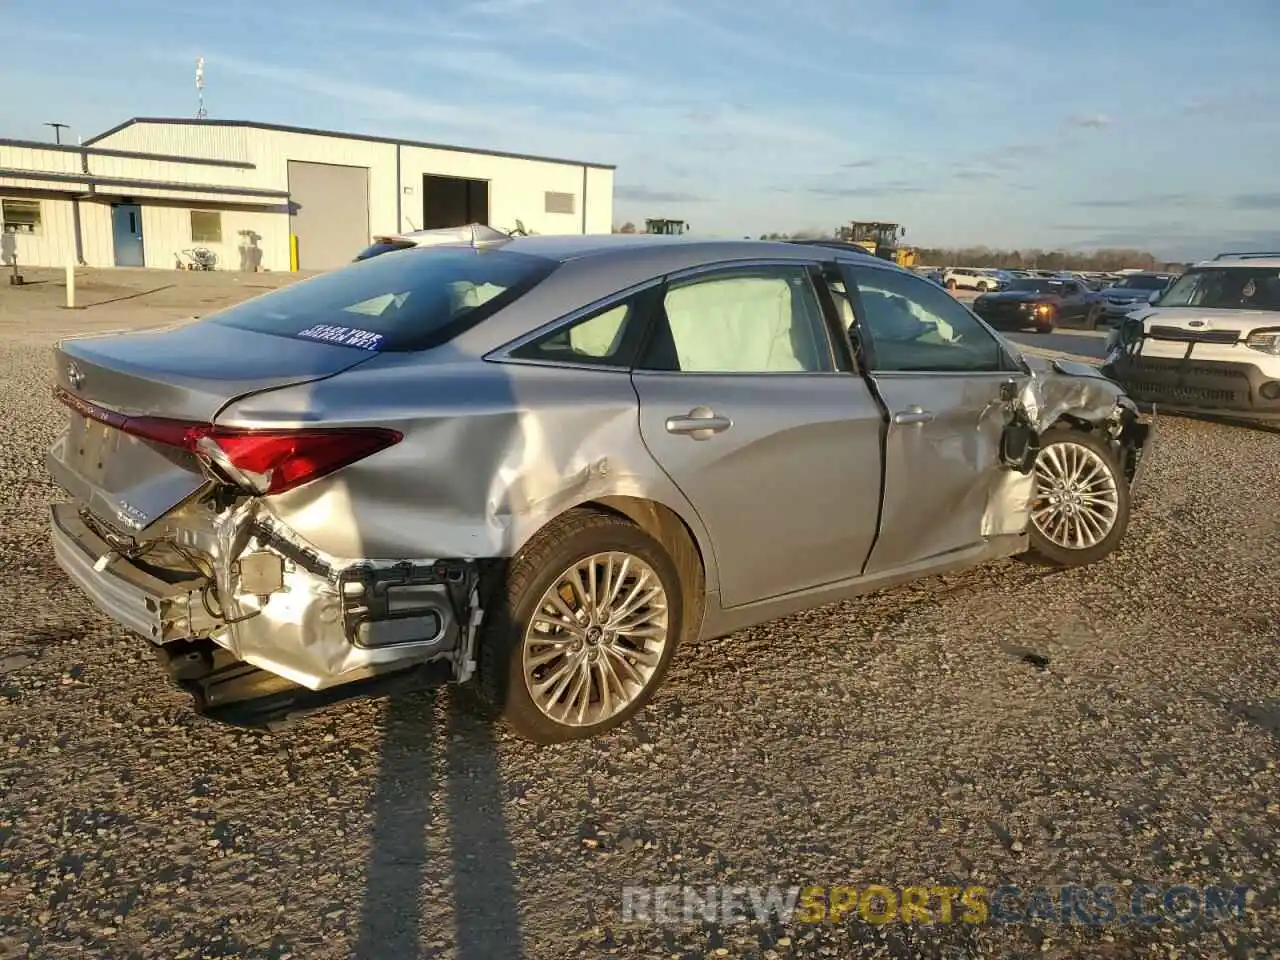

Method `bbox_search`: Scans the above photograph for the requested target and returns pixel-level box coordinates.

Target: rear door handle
[665,406,732,439]
[893,405,935,425]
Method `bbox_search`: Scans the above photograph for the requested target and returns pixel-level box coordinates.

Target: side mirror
[1147,290,1161,304]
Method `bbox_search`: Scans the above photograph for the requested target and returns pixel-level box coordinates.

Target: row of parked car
[910,265,1175,332]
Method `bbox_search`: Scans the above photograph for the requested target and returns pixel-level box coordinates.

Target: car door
[1059,280,1086,320]
[838,262,1025,574]
[630,260,884,608]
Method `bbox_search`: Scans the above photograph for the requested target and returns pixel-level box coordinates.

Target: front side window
[1,198,41,235]
[846,265,1008,372]
[1158,268,1280,311]
[209,246,559,350]
[639,264,834,373]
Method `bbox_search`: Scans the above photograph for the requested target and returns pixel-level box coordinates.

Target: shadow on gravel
[80,284,177,308]
[1208,695,1280,740]
[356,689,523,959]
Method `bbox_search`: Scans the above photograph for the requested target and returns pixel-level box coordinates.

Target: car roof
[1194,253,1280,269]
[463,234,919,272]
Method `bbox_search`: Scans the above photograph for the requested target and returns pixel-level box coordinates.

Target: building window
[190,210,223,244]
[544,191,576,215]
[1,199,41,235]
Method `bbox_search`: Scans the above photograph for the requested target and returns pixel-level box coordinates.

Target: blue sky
[3,0,1278,259]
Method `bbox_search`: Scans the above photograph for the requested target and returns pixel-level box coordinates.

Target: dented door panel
[863,371,1014,573]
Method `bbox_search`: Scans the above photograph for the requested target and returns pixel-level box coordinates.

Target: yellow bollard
[290,234,299,272]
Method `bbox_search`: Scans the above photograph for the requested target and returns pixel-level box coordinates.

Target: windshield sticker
[295,324,384,350]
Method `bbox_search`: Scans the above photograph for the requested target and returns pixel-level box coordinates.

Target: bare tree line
[611,224,1185,272]
[912,246,1183,272]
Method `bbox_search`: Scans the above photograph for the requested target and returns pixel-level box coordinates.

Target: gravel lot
[1,270,1277,959]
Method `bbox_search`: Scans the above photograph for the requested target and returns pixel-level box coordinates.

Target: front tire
[1084,304,1101,330]
[1025,427,1130,567]
[946,279,958,290]
[476,508,683,744]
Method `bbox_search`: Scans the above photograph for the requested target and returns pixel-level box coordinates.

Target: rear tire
[1084,304,1101,330]
[1024,426,1130,568]
[475,508,683,744]
[946,279,958,290]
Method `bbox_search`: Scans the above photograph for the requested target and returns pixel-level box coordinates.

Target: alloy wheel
[521,551,670,727]
[1031,441,1120,549]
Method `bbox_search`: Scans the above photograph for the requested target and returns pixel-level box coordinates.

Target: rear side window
[208,247,558,350]
[639,265,835,373]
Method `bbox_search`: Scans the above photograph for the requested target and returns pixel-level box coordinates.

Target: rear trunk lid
[49,318,376,534]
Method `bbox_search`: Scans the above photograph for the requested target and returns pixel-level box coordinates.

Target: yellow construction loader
[645,218,688,235]
[837,221,915,267]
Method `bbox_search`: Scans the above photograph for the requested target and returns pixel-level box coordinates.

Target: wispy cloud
[205,53,495,128]
[952,169,999,181]
[1068,112,1112,129]
[841,159,879,169]
[808,181,926,198]
[615,185,711,203]
[1075,193,1197,208]
[1233,192,1280,210]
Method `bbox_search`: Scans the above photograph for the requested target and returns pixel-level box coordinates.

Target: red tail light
[56,388,402,495]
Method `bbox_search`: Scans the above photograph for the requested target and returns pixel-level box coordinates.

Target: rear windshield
[1006,279,1066,293]
[1115,275,1169,290]
[209,247,558,350]
[1157,267,1280,311]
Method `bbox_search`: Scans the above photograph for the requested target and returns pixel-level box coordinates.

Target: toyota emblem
[67,362,85,389]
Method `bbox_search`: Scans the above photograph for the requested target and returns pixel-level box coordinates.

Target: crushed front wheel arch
[1021,425,1132,568]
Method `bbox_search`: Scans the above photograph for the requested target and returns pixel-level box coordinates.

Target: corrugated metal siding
[79,203,114,267]
[585,167,614,234]
[135,204,290,271]
[0,196,78,267]
[398,145,603,235]
[0,144,82,175]
[5,120,614,268]
[91,123,252,165]
[88,153,262,190]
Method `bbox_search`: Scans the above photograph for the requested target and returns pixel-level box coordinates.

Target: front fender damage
[982,356,1154,537]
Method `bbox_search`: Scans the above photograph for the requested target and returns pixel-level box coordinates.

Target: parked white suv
[1101,253,1280,420]
[943,267,1002,292]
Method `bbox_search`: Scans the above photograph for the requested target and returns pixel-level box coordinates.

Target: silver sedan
[46,236,1155,742]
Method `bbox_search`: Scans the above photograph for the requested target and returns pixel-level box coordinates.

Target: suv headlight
[1245,328,1280,356]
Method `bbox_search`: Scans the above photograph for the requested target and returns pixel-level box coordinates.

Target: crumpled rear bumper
[50,503,216,643]
[48,500,481,697]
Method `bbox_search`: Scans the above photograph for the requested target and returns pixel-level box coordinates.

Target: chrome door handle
[665,406,732,439]
[893,405,935,425]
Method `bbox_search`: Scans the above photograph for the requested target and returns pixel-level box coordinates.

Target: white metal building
[0,118,615,273]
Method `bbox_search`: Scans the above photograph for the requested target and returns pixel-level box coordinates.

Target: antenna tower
[195,57,207,120]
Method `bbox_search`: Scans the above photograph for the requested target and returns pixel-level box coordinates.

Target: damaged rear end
[47,320,480,725]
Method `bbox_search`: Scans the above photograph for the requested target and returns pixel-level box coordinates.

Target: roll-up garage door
[287,160,370,270]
